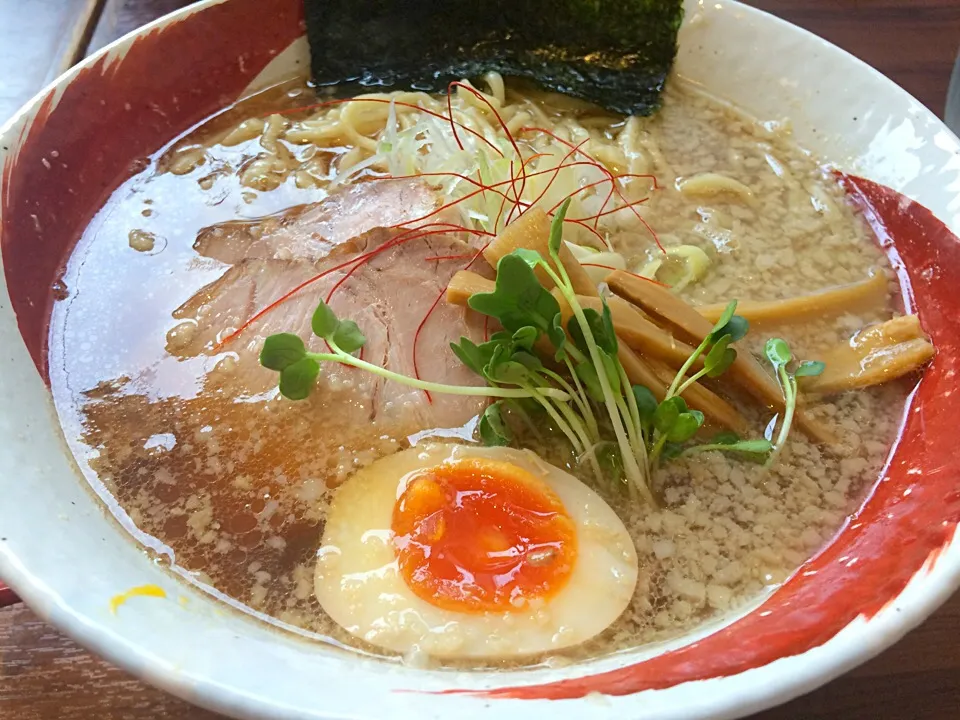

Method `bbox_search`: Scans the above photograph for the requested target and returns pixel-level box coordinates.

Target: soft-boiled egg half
[315,443,638,659]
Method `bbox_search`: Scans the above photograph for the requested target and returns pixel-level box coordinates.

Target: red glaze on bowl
[1,0,304,378]
[2,1,960,718]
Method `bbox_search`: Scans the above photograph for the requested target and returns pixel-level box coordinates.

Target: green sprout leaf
[707,299,748,344]
[488,341,511,368]
[260,333,307,371]
[764,337,792,368]
[512,326,539,351]
[704,335,737,378]
[575,361,605,403]
[512,351,543,372]
[654,396,686,434]
[567,315,588,357]
[468,253,561,334]
[707,347,737,377]
[548,198,571,258]
[710,300,738,337]
[667,410,704,443]
[311,300,339,339]
[486,359,531,385]
[725,438,774,464]
[548,312,567,359]
[482,335,516,360]
[512,247,545,270]
[762,337,826,469]
[278,355,320,400]
[717,314,749,343]
[633,385,659,426]
[332,319,365,353]
[451,337,490,376]
[263,290,577,410]
[568,308,617,357]
[479,402,512,447]
[794,360,826,378]
[682,436,773,461]
[599,300,619,355]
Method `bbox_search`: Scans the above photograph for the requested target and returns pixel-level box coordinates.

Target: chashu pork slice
[173,227,489,432]
[193,178,462,266]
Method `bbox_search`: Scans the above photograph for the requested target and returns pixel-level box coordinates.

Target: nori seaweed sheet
[304,0,684,116]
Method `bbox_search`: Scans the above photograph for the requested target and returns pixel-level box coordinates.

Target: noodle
[483,71,506,106]
[173,72,657,247]
[222,117,266,147]
[677,173,757,204]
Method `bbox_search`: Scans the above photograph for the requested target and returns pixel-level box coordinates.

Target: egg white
[315,443,638,660]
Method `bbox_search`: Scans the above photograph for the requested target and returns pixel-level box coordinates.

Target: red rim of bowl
[0,0,958,708]
[0,583,18,607]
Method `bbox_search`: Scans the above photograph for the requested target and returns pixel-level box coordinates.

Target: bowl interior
[1,1,960,719]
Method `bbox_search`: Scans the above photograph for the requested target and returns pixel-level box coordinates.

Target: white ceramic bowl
[2,1,960,718]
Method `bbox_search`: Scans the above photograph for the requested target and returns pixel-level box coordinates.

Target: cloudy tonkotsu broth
[49,75,912,665]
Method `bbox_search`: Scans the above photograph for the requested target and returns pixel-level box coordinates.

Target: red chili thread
[217,160,646,347]
[521,125,663,252]
[216,222,473,349]
[411,239,493,400]
[522,138,591,213]
[448,81,530,214]
[271,97,504,158]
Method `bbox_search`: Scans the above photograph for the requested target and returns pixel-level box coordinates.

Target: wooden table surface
[1,1,959,718]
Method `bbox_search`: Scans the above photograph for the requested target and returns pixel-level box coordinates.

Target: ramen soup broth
[48,75,911,666]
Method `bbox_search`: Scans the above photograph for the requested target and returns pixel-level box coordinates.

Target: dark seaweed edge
[305,0,684,116]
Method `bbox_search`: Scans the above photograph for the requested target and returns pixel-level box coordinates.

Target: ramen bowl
[1,1,959,718]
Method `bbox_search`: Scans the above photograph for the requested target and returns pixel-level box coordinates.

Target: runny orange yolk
[391,458,577,613]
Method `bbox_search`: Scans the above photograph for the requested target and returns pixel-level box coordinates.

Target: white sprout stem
[550,396,604,483]
[648,432,671,470]
[682,443,760,457]
[563,355,601,440]
[310,348,570,401]
[527,371,604,483]
[527,391,586,457]
[766,364,797,468]
[541,262,655,506]
[618,361,648,469]
[528,375,597,463]
[676,364,712,398]
[666,336,711,399]
[543,365,599,443]
[681,444,728,457]
[614,391,641,454]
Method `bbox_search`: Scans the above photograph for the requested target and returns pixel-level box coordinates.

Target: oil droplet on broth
[51,278,69,301]
[165,320,198,352]
[128,228,166,254]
